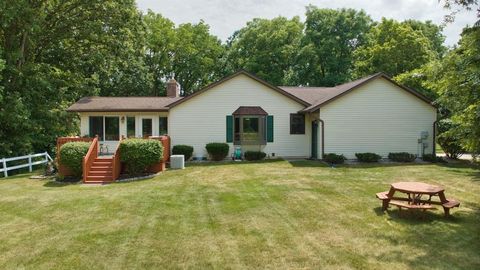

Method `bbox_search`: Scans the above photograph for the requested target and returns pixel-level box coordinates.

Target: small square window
[290,114,305,134]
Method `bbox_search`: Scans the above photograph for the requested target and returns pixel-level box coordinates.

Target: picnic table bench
[376,182,460,217]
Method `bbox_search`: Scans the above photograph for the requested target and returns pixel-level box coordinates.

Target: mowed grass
[0,160,479,269]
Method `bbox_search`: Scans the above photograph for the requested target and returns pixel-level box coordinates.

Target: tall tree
[0,0,149,157]
[428,26,480,155]
[292,7,372,86]
[354,18,436,77]
[171,21,224,94]
[403,20,447,56]
[144,11,176,96]
[225,16,303,85]
[144,15,224,95]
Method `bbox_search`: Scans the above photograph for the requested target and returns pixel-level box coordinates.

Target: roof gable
[287,73,435,112]
[167,70,310,108]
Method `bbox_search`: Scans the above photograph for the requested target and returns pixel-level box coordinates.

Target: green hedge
[388,152,416,162]
[422,154,446,163]
[244,151,266,161]
[205,143,229,161]
[323,153,346,164]
[119,139,163,175]
[355,152,381,163]
[60,142,91,176]
[172,145,194,161]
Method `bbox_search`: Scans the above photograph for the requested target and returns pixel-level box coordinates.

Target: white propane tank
[170,155,185,169]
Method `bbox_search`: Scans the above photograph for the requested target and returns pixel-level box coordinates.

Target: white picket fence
[0,152,53,178]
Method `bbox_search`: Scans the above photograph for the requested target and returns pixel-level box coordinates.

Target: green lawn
[0,160,479,269]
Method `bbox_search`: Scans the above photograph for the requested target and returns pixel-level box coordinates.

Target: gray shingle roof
[67,96,183,112]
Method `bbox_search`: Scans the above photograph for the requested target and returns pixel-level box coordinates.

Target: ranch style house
[67,70,437,160]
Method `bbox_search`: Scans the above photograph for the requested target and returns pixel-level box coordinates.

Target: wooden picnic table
[376,181,460,217]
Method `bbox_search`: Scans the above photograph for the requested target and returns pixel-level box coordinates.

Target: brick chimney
[166,79,180,97]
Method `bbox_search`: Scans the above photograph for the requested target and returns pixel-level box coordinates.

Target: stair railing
[83,136,99,182]
[111,136,123,181]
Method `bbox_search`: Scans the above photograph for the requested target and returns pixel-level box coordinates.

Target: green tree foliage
[393,64,439,101]
[441,0,480,24]
[293,7,372,86]
[429,27,480,155]
[172,22,225,94]
[354,18,436,77]
[403,20,447,56]
[225,16,303,85]
[144,11,176,96]
[144,13,224,95]
[0,0,149,157]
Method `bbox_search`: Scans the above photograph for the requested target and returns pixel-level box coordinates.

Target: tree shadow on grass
[287,160,329,167]
[374,206,464,224]
[186,158,285,167]
[372,206,480,269]
[43,180,80,187]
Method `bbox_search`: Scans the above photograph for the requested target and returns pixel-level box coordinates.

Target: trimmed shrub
[388,152,416,162]
[119,139,163,175]
[172,145,194,161]
[355,152,382,163]
[422,154,446,163]
[60,142,91,176]
[205,143,229,161]
[244,151,267,161]
[323,153,346,164]
[355,153,382,163]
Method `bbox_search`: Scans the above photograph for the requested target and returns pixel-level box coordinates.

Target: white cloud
[136,0,478,46]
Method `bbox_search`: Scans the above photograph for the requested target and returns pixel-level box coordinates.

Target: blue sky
[136,0,478,46]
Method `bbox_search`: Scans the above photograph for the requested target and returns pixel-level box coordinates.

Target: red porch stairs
[84,156,114,184]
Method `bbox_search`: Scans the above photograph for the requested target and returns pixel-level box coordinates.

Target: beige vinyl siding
[169,74,311,159]
[79,112,168,151]
[319,78,436,159]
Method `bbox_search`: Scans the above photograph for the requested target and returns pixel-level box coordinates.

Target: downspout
[433,119,438,156]
[319,119,325,159]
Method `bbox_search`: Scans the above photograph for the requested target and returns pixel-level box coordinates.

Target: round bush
[119,139,163,175]
[205,143,229,161]
[172,145,194,161]
[388,152,416,162]
[422,154,446,163]
[355,152,381,163]
[244,151,267,161]
[60,142,91,176]
[323,153,346,164]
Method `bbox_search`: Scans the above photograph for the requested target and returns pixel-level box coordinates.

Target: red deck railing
[82,136,99,183]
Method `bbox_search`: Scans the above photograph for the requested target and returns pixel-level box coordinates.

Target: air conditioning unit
[170,155,185,169]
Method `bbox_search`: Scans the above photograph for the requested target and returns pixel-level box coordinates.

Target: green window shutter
[226,115,233,143]
[266,115,274,142]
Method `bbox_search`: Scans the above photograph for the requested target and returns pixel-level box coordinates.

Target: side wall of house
[79,111,168,152]
[169,74,311,159]
[319,78,437,159]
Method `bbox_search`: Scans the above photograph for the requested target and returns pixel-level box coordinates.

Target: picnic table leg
[438,191,450,217]
[382,187,396,211]
[382,200,389,211]
[443,207,450,217]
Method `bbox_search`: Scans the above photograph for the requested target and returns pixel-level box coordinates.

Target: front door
[311,121,318,159]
